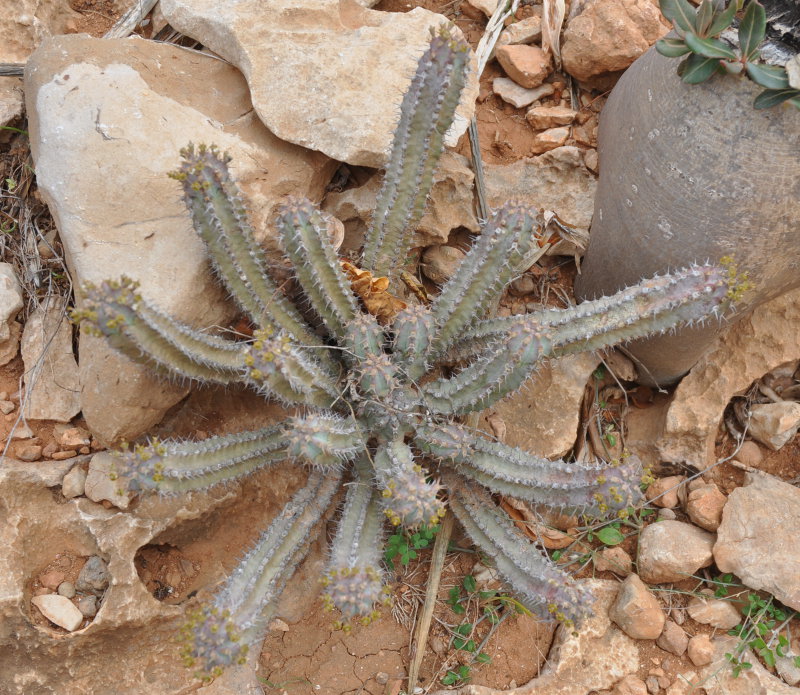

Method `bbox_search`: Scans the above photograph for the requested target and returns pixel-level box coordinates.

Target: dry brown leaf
[341,261,407,325]
[500,498,576,549]
[541,0,566,70]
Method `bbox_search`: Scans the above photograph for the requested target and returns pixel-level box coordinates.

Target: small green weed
[384,523,439,570]
[725,590,800,676]
[440,574,530,686]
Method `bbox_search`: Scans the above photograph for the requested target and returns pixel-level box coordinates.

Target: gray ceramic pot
[575,46,800,385]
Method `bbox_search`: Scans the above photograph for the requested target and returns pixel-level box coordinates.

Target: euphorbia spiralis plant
[72,28,742,681]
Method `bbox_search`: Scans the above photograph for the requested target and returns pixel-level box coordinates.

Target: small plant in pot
[575,0,800,385]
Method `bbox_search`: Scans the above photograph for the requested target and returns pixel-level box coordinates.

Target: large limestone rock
[21,298,81,422]
[0,395,317,694]
[637,520,714,584]
[159,0,479,167]
[479,352,599,459]
[25,35,333,443]
[0,263,23,366]
[714,472,800,612]
[562,0,668,83]
[484,146,597,232]
[430,580,639,694]
[658,287,800,468]
[0,0,81,126]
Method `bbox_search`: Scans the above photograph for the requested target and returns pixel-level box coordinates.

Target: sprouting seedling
[72,25,739,681]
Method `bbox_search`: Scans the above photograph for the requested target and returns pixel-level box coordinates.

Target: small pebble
[594,546,633,577]
[530,126,569,154]
[62,465,87,499]
[57,581,76,598]
[657,508,676,520]
[496,44,552,89]
[656,620,688,656]
[39,569,66,591]
[76,595,98,618]
[645,675,660,694]
[645,475,684,508]
[613,674,647,695]
[10,423,34,440]
[686,634,714,667]
[375,672,389,685]
[421,245,465,284]
[687,592,741,629]
[31,594,84,631]
[492,77,554,109]
[509,274,537,296]
[59,426,91,450]
[0,400,14,415]
[42,442,59,458]
[733,440,763,467]
[16,444,43,462]
[76,556,111,595]
[52,449,77,460]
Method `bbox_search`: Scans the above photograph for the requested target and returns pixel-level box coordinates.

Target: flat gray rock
[714,472,800,611]
[160,0,479,167]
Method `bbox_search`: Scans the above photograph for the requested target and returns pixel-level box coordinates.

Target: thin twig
[0,64,24,77]
[407,512,455,694]
[103,0,159,39]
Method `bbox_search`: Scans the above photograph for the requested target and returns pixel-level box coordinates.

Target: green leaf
[453,604,466,615]
[762,649,776,668]
[596,526,625,546]
[479,590,498,599]
[684,32,738,59]
[746,62,789,89]
[551,550,563,561]
[458,665,470,679]
[442,672,458,685]
[456,623,472,636]
[739,0,766,60]
[660,0,698,32]
[476,652,492,664]
[708,0,740,35]
[463,575,477,593]
[448,587,460,604]
[453,637,466,650]
[678,53,722,83]
[656,39,691,58]
[794,655,800,668]
[465,639,476,652]
[696,0,714,35]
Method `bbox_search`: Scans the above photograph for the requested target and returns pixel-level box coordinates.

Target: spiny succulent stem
[373,438,444,528]
[416,203,545,377]
[183,470,341,679]
[362,29,471,277]
[73,278,245,384]
[446,474,594,626]
[322,457,386,621]
[117,426,290,494]
[170,145,332,369]
[415,422,643,516]
[244,331,341,409]
[276,198,358,340]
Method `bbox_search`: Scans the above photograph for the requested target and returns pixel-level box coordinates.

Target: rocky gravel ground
[1,0,799,694]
